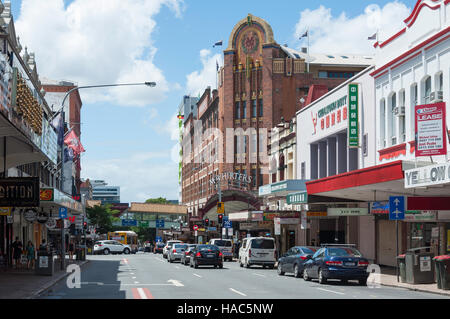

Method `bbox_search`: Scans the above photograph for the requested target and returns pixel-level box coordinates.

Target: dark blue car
[277,246,319,278]
[303,245,370,285]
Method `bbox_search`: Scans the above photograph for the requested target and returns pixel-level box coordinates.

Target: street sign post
[59,207,68,219]
[389,196,405,283]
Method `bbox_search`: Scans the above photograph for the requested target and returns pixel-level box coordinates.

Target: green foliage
[86,204,120,235]
[145,197,170,204]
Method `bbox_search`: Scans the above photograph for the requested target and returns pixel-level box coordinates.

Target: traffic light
[217,202,224,214]
[218,214,223,225]
[205,218,210,227]
[83,222,88,230]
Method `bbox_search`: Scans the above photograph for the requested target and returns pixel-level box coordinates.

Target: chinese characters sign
[415,102,447,157]
[348,83,359,148]
[312,96,347,135]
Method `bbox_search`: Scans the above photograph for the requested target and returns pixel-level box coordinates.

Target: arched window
[380,99,386,148]
[389,93,397,145]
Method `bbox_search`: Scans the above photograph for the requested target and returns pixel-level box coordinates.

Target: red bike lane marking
[132,288,154,299]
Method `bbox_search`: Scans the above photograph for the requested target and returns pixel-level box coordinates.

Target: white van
[209,239,233,262]
[239,237,276,269]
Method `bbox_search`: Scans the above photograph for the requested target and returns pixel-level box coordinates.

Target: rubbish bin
[397,254,407,283]
[405,247,435,284]
[434,255,450,290]
[35,251,54,276]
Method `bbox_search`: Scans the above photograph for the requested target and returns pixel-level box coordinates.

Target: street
[38,253,449,300]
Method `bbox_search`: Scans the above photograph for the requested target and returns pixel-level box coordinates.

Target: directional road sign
[122,219,138,227]
[156,220,165,228]
[389,196,405,220]
[59,207,68,219]
[156,236,162,242]
[223,216,232,229]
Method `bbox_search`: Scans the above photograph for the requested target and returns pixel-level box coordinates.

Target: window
[301,162,306,180]
[259,99,263,117]
[318,71,327,78]
[252,99,257,118]
[242,101,246,118]
[390,93,397,145]
[250,238,274,249]
[424,76,432,103]
[235,102,240,119]
[399,90,406,142]
[363,134,368,156]
[251,169,257,187]
[380,99,386,148]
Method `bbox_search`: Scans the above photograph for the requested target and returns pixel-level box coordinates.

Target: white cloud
[186,49,222,97]
[294,2,411,54]
[16,0,184,107]
[81,151,179,203]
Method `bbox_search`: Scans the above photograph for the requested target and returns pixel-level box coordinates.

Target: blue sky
[10,0,417,203]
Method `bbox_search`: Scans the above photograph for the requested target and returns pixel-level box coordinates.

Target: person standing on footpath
[11,237,23,269]
[68,240,75,261]
[26,241,35,270]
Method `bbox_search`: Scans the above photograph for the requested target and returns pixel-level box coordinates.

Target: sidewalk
[0,258,89,299]
[376,266,450,297]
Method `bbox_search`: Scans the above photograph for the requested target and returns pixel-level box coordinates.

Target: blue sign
[389,196,405,220]
[122,219,138,227]
[223,219,232,229]
[155,236,162,242]
[208,227,217,231]
[59,207,68,219]
[156,220,165,228]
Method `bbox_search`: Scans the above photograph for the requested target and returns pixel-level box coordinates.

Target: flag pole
[307,29,310,73]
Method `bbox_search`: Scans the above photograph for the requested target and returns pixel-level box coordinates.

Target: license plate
[207,254,215,258]
[259,253,268,256]
[344,262,355,266]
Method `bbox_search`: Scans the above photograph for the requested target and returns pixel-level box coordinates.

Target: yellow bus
[108,231,138,253]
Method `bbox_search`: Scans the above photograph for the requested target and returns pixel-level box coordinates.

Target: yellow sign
[0,207,11,216]
[447,230,450,252]
[307,212,327,217]
[217,202,224,214]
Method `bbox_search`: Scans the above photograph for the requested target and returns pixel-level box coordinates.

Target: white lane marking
[229,288,247,297]
[134,281,140,284]
[193,274,202,278]
[252,273,266,277]
[132,277,137,279]
[130,273,135,275]
[137,288,148,299]
[175,266,180,269]
[168,279,184,287]
[317,288,345,295]
[81,282,174,286]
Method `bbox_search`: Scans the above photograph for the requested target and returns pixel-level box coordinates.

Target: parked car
[163,240,182,259]
[209,239,233,262]
[181,244,198,265]
[93,240,132,255]
[168,243,189,263]
[303,244,370,285]
[190,244,223,269]
[239,237,276,269]
[277,246,318,277]
[154,242,165,254]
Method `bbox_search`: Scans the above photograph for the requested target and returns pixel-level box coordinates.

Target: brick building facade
[182,14,371,225]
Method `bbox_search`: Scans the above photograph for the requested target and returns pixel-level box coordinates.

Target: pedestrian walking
[26,241,35,270]
[11,237,23,269]
[68,240,75,260]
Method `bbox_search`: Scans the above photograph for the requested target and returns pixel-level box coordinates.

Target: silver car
[168,243,188,263]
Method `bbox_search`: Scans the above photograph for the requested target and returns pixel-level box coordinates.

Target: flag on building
[300,31,308,39]
[213,40,223,48]
[368,33,377,40]
[64,130,85,155]
[177,114,184,120]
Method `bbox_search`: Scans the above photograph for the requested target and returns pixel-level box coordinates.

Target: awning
[305,161,449,202]
[40,188,84,215]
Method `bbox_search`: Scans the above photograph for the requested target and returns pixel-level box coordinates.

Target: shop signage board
[301,212,307,230]
[447,230,450,251]
[0,207,11,216]
[389,196,405,221]
[307,212,327,217]
[24,209,37,222]
[274,218,281,235]
[240,222,258,230]
[415,102,447,157]
[370,202,389,214]
[312,95,347,136]
[327,208,369,216]
[405,162,450,188]
[251,211,263,221]
[258,221,272,229]
[404,211,437,222]
[348,83,359,148]
[0,177,40,207]
[279,218,300,225]
[287,191,308,205]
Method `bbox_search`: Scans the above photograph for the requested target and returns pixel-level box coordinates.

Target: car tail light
[300,256,308,261]
[196,252,201,257]
[173,249,176,253]
[248,249,251,257]
[185,251,189,255]
[358,261,369,267]
[326,261,343,266]
[219,252,223,257]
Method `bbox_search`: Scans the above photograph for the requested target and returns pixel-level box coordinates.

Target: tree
[145,197,170,204]
[86,204,119,234]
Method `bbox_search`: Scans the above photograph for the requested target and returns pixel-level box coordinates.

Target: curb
[379,282,450,297]
[28,260,90,299]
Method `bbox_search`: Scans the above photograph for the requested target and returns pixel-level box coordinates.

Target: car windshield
[250,239,274,249]
[327,247,362,257]
[302,247,317,254]
[213,240,232,247]
[188,245,197,250]
[157,243,165,247]
[197,245,219,251]
[174,244,188,249]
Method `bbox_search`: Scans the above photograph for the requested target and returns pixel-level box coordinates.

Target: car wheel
[318,269,327,285]
[359,278,368,286]
[245,259,250,269]
[341,279,348,284]
[219,264,223,269]
[277,263,285,276]
[269,265,275,269]
[239,258,243,267]
[124,248,130,255]
[303,269,311,281]
[214,265,218,269]
[294,264,301,278]
[194,261,199,269]
[103,248,110,255]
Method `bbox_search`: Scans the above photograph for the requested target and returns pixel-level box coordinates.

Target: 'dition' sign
[0,177,40,207]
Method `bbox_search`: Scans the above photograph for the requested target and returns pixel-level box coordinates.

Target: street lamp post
[56,81,156,270]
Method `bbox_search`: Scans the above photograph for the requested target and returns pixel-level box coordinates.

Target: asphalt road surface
[38,253,450,299]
